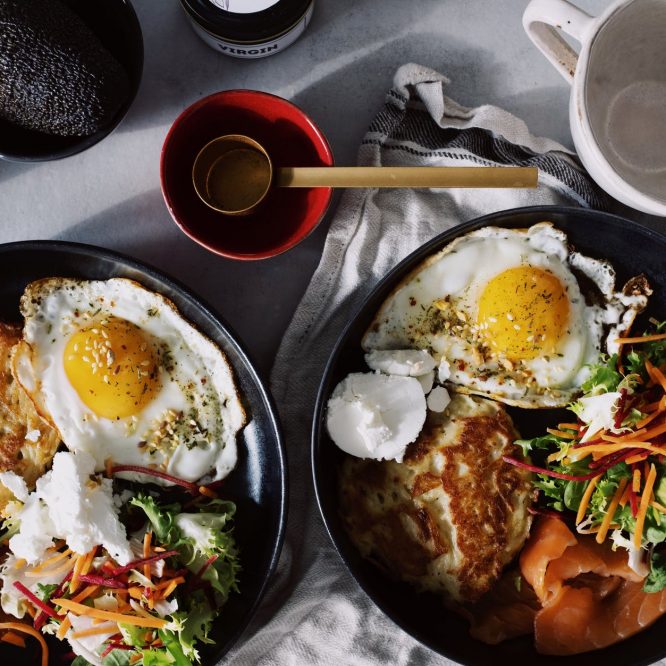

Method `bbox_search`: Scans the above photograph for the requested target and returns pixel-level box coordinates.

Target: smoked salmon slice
[466,568,539,644]
[520,516,666,655]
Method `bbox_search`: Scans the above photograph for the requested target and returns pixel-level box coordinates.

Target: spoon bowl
[193,135,273,215]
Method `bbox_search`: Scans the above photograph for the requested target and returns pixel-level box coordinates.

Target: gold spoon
[192,134,539,216]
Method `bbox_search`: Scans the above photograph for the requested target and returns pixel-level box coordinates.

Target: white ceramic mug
[523,0,666,216]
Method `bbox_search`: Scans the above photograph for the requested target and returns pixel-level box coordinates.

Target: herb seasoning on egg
[179,0,314,58]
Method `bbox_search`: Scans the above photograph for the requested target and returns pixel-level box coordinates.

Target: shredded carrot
[652,501,666,515]
[547,428,577,439]
[69,554,85,595]
[558,422,580,431]
[0,631,26,648]
[143,531,152,581]
[153,547,166,553]
[619,483,631,507]
[53,598,167,629]
[572,441,666,460]
[0,623,48,666]
[198,485,218,498]
[649,362,666,393]
[128,587,143,600]
[71,584,100,605]
[634,463,658,548]
[70,623,117,639]
[155,576,185,590]
[130,654,142,665]
[27,548,71,575]
[25,555,76,579]
[616,333,666,345]
[596,478,629,544]
[636,410,664,429]
[626,453,650,464]
[159,580,179,600]
[81,549,96,577]
[56,615,71,640]
[633,468,642,493]
[129,600,159,620]
[576,475,600,525]
[104,457,114,477]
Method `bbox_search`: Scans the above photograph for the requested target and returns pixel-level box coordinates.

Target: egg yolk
[477,266,570,360]
[63,317,160,419]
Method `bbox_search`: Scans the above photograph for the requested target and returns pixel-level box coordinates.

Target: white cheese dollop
[438,358,451,383]
[364,349,436,377]
[0,471,30,502]
[326,373,426,462]
[427,386,451,413]
[8,451,133,565]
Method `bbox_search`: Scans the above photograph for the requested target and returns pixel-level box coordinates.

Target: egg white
[362,223,650,407]
[14,278,246,483]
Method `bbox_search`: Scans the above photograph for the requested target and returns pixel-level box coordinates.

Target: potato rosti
[0,322,60,510]
[339,393,532,603]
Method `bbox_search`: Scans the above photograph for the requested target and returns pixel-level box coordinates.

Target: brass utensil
[192,134,539,216]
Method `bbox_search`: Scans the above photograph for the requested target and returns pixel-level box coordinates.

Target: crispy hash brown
[339,394,532,604]
[0,322,59,510]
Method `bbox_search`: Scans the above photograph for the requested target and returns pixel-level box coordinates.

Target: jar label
[186,3,313,58]
[208,0,279,13]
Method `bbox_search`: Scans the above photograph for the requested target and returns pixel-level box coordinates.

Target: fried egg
[363,223,650,407]
[13,278,246,484]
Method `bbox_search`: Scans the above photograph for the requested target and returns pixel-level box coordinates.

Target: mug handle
[522,0,596,84]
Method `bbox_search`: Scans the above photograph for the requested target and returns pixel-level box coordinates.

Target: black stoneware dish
[0,0,143,162]
[312,205,666,666]
[0,241,287,664]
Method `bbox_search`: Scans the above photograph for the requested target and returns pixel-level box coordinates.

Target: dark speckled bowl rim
[0,239,287,664]
[0,0,144,163]
[312,205,666,666]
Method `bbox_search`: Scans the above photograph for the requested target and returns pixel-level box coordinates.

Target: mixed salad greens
[505,321,666,592]
[0,482,239,666]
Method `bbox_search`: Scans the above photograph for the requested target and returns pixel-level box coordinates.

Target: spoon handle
[276,166,538,188]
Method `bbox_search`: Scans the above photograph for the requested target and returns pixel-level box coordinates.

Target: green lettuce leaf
[581,354,622,394]
[645,551,666,593]
[168,597,216,662]
[141,647,178,666]
[129,494,181,544]
[35,582,58,602]
[101,650,134,666]
[514,433,561,457]
[173,499,240,601]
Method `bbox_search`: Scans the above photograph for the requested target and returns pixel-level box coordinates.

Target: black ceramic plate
[0,241,286,664]
[312,206,666,666]
[0,0,143,162]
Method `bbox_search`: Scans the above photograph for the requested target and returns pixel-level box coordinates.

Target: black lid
[180,0,312,42]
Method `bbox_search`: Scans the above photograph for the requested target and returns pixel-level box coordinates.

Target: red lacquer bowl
[160,90,334,260]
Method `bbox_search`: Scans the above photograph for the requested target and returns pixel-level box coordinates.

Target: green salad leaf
[581,354,622,393]
[514,433,561,457]
[128,492,240,662]
[35,582,58,602]
[129,494,181,544]
[141,645,179,666]
[101,650,134,666]
[645,551,666,593]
